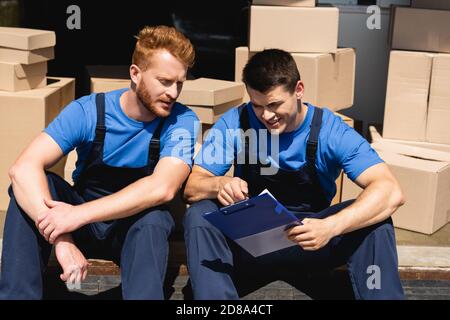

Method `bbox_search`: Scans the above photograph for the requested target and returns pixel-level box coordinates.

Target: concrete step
[1,239,450,279]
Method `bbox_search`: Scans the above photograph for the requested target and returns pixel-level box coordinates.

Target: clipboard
[202,191,301,257]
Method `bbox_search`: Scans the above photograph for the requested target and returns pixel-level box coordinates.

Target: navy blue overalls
[0,93,174,300]
[184,104,404,300]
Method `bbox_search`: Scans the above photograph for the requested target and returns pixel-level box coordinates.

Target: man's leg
[296,200,404,300]
[264,200,403,300]
[184,200,242,300]
[118,207,174,300]
[0,172,83,300]
[332,218,404,300]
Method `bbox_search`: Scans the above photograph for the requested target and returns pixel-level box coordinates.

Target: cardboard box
[90,77,130,93]
[0,46,54,64]
[427,54,450,144]
[372,125,450,153]
[64,150,77,185]
[383,51,434,141]
[411,0,450,11]
[249,6,339,53]
[0,27,55,50]
[177,78,245,124]
[0,77,75,210]
[331,170,344,206]
[178,78,245,106]
[371,140,450,162]
[391,7,450,53]
[189,99,244,124]
[252,0,316,7]
[0,61,47,91]
[342,147,450,235]
[377,138,450,154]
[384,51,450,144]
[235,47,355,111]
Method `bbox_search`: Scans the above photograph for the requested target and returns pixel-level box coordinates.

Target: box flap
[372,140,450,162]
[374,149,450,173]
[391,7,450,53]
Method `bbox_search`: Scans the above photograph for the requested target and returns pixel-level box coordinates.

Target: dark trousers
[0,172,174,300]
[184,199,404,300]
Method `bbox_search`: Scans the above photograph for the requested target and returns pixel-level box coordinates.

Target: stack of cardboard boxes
[0,27,54,92]
[0,27,75,212]
[236,0,356,112]
[343,0,450,234]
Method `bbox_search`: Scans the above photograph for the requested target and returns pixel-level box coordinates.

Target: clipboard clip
[220,199,255,215]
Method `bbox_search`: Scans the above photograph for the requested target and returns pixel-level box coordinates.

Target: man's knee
[184,199,220,230]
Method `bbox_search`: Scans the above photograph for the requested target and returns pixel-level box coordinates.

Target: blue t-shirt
[45,88,200,183]
[195,102,383,202]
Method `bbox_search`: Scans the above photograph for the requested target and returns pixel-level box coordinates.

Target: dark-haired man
[183,49,405,300]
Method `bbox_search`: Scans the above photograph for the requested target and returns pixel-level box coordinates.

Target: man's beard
[136,83,171,118]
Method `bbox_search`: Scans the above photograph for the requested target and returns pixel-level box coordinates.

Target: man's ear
[130,64,141,87]
[295,80,304,100]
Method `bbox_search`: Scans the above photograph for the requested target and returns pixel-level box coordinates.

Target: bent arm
[8,132,65,222]
[74,157,191,224]
[326,163,405,236]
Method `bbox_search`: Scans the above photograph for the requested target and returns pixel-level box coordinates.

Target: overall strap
[306,107,323,166]
[148,117,167,163]
[236,103,251,167]
[94,93,106,144]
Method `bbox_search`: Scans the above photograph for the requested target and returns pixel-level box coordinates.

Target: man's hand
[54,235,90,288]
[37,199,86,244]
[286,218,339,251]
[217,177,249,206]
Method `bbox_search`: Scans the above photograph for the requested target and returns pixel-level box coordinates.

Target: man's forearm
[326,179,404,236]
[184,175,231,203]
[9,163,53,222]
[76,174,180,224]
[10,163,76,244]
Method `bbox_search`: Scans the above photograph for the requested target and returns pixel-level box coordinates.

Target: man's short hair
[132,25,195,70]
[242,49,301,94]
